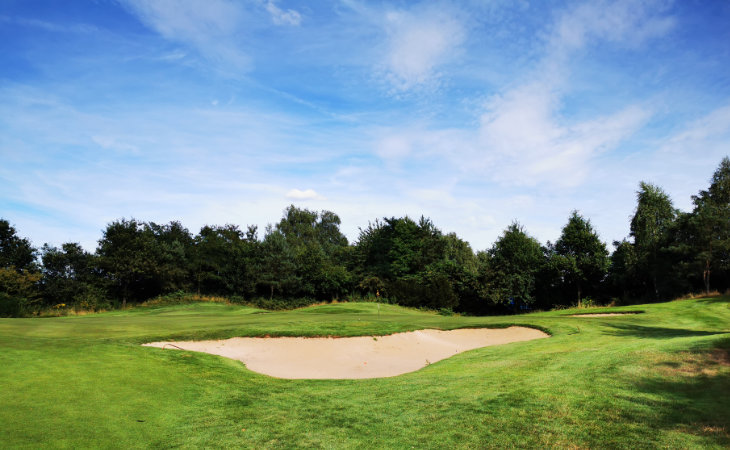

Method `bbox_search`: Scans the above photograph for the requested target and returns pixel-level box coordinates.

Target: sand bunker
[570,312,642,317]
[143,327,548,379]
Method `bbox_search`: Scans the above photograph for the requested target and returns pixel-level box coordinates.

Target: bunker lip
[143,326,549,380]
[568,311,644,317]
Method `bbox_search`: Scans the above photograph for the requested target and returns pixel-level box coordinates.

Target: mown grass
[1,297,729,448]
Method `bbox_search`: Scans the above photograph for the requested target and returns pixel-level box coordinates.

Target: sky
[1,0,730,253]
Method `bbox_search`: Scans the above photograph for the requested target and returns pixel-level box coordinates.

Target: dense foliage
[3,157,730,316]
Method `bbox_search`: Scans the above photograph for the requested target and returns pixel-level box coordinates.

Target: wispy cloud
[663,104,730,148]
[0,15,98,33]
[120,0,250,70]
[265,1,302,26]
[379,5,465,92]
[478,0,673,185]
[476,85,651,187]
[548,0,675,57]
[370,0,673,188]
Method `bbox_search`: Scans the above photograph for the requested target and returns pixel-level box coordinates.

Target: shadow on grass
[692,296,730,305]
[602,323,724,339]
[622,338,730,446]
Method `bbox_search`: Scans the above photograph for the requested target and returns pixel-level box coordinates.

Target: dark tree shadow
[602,323,725,339]
[620,338,730,447]
[693,296,730,305]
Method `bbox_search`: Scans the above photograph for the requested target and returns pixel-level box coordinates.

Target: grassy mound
[1,297,728,448]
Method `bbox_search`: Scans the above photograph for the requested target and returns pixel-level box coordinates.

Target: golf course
[1,296,729,448]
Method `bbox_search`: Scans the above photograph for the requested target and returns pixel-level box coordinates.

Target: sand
[143,327,549,379]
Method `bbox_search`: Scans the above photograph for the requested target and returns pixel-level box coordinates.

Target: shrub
[387,275,458,310]
[74,287,111,312]
[0,292,24,317]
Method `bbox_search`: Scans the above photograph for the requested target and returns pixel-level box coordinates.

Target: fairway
[1,298,729,448]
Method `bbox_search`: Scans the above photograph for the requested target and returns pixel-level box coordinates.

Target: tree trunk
[270,284,274,301]
[703,258,711,294]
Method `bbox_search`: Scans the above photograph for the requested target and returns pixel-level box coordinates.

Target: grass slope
[1,298,729,448]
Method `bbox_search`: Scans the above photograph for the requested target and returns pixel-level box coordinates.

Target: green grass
[1,298,729,448]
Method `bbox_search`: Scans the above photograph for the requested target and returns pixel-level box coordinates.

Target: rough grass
[0,297,729,448]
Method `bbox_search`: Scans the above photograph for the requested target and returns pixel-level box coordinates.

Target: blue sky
[1,0,730,252]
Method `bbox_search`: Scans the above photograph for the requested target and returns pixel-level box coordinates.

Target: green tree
[607,239,639,301]
[0,219,37,272]
[354,216,445,281]
[0,220,40,316]
[273,205,350,300]
[192,224,258,297]
[629,182,677,299]
[146,221,195,295]
[41,243,99,307]
[259,227,298,300]
[97,219,158,307]
[688,157,730,293]
[0,268,41,316]
[353,215,465,309]
[484,223,544,311]
[553,211,609,304]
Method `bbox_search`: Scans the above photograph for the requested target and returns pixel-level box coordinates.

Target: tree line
[2,157,730,317]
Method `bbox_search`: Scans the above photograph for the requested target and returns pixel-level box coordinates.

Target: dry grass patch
[654,347,730,377]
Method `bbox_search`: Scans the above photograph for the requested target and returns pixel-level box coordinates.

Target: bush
[0,292,24,317]
[239,296,322,310]
[358,276,386,297]
[73,287,111,312]
[387,275,458,310]
[143,291,229,306]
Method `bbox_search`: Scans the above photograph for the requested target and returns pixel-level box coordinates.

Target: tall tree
[629,182,677,299]
[0,219,37,272]
[273,205,350,300]
[146,221,195,295]
[689,157,730,293]
[259,226,298,299]
[0,220,40,316]
[97,219,158,307]
[192,224,257,297]
[354,216,444,281]
[41,243,98,306]
[353,216,464,309]
[607,239,639,301]
[553,211,609,303]
[484,223,544,311]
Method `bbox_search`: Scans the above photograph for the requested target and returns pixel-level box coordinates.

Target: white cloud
[467,0,672,186]
[368,0,671,188]
[549,0,675,56]
[381,7,465,91]
[477,84,650,186]
[286,188,322,200]
[265,1,301,26]
[120,0,250,70]
[663,104,730,148]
